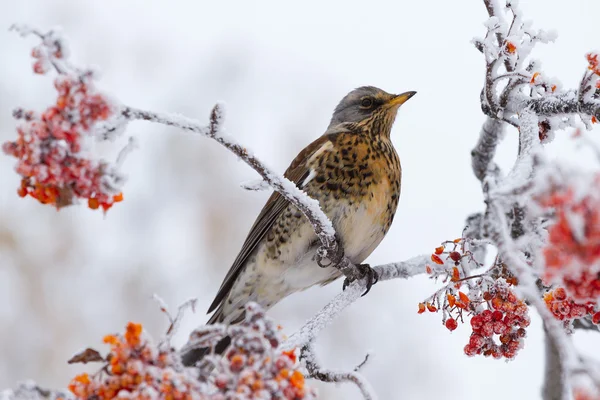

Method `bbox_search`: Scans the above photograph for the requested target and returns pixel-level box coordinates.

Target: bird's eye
[360,97,374,109]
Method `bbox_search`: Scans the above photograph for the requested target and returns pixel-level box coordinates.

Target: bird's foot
[343,263,379,296]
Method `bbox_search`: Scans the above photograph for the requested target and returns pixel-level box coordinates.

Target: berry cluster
[430,239,464,268]
[464,282,530,359]
[538,182,600,304]
[587,53,600,87]
[200,303,317,399]
[3,27,127,211]
[68,304,317,399]
[544,287,600,324]
[574,388,600,400]
[69,322,203,399]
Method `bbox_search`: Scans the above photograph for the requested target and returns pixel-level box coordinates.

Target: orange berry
[426,302,437,312]
[125,322,142,346]
[113,192,124,202]
[434,246,444,255]
[282,349,297,363]
[418,303,426,314]
[103,334,120,345]
[88,197,99,210]
[505,41,517,54]
[289,371,305,389]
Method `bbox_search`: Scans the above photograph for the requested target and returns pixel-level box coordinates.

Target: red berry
[481,310,493,322]
[449,251,461,262]
[445,318,458,331]
[592,312,600,325]
[470,315,484,330]
[554,287,567,301]
[481,322,494,337]
[491,310,503,321]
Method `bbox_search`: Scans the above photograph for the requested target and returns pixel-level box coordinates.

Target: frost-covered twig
[282,255,430,350]
[0,381,73,400]
[121,105,367,283]
[300,343,376,400]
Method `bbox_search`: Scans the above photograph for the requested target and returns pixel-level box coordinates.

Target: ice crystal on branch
[2,26,129,211]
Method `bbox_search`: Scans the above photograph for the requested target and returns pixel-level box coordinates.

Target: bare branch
[300,343,376,400]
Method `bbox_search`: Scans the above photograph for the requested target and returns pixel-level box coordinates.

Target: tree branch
[543,325,567,400]
[300,343,376,400]
[471,118,505,182]
[120,105,366,283]
[527,93,600,119]
[281,255,430,351]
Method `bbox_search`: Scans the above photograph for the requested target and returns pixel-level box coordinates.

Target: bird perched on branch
[182,86,415,365]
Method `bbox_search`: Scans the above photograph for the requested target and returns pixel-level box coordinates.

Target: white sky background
[0,0,599,399]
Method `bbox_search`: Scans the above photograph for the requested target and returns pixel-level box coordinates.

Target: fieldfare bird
[182,86,415,365]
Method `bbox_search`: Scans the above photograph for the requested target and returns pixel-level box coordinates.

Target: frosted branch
[120,105,369,283]
[282,255,430,350]
[300,343,377,400]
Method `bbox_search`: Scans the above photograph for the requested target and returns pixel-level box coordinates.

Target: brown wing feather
[206,134,336,315]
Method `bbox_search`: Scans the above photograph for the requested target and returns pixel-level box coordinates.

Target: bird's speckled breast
[259,131,402,289]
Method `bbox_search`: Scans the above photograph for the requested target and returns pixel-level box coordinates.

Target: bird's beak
[386,91,417,108]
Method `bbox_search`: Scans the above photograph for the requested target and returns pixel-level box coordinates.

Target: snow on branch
[120,105,362,284]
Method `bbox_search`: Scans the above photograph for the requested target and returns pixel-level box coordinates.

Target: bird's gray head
[328,86,416,136]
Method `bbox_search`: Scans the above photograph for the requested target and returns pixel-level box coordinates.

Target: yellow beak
[386,91,417,107]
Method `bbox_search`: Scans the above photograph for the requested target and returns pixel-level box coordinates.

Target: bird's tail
[180,302,245,367]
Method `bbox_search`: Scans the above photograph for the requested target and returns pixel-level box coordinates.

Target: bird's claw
[342,263,379,296]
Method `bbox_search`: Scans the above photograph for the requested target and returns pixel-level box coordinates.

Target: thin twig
[300,343,376,400]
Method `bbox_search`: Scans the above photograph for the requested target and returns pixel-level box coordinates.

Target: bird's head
[328,86,416,137]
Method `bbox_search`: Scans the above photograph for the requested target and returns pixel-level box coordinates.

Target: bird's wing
[207,133,337,315]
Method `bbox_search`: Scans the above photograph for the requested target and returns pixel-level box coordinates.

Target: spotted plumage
[181,86,415,365]
[203,86,415,328]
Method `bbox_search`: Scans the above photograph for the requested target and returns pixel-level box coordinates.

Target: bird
[181,86,415,365]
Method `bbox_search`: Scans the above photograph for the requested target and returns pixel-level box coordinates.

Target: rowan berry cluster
[69,322,203,399]
[537,178,600,305]
[587,53,600,86]
[464,282,530,359]
[544,287,600,325]
[3,27,127,211]
[202,303,317,399]
[68,303,316,399]
[574,387,600,400]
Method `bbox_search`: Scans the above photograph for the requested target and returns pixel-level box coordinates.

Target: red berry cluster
[587,53,600,86]
[574,387,600,400]
[69,322,204,399]
[3,28,126,211]
[538,183,600,304]
[430,239,464,268]
[544,287,600,324]
[207,304,316,399]
[69,304,317,399]
[464,282,530,359]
